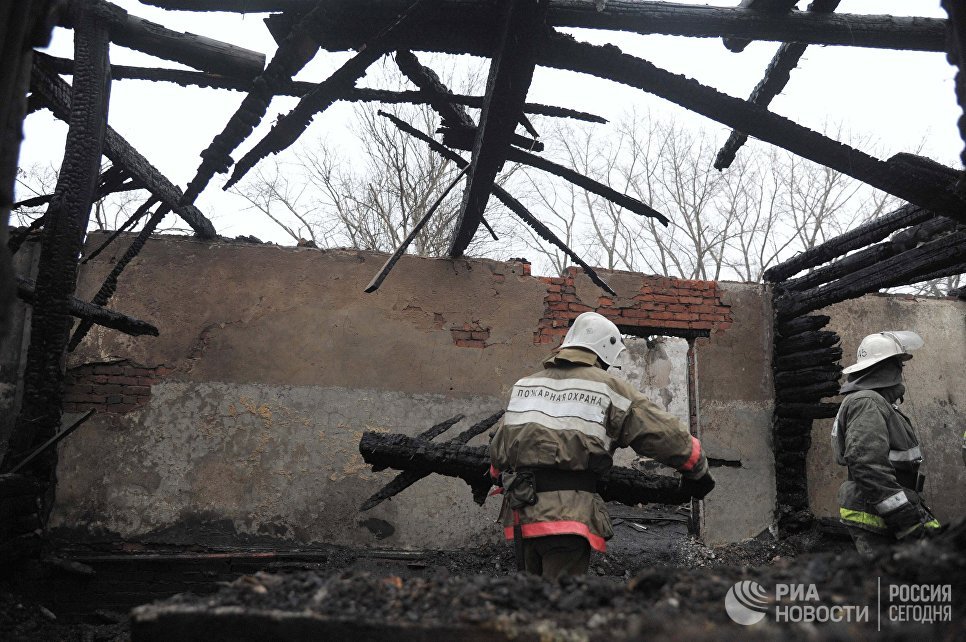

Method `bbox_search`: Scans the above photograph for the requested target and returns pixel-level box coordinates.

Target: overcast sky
[16,0,957,244]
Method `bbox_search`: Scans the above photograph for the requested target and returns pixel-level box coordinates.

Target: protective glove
[680,470,715,500]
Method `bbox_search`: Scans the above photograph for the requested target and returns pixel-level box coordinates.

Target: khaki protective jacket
[489,347,708,552]
[832,389,940,537]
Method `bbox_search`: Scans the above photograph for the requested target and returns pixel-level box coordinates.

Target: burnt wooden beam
[394,49,474,128]
[440,124,544,154]
[16,277,158,337]
[448,0,549,258]
[359,431,693,507]
[224,1,431,190]
[379,110,616,296]
[774,346,842,371]
[774,364,842,389]
[763,204,934,282]
[775,330,839,356]
[776,314,829,338]
[255,1,947,52]
[776,402,840,419]
[715,0,841,169]
[776,381,841,404]
[540,31,966,226]
[779,217,960,293]
[361,410,503,510]
[14,164,141,210]
[82,196,159,264]
[30,58,216,238]
[6,6,110,467]
[67,206,169,351]
[777,229,966,318]
[442,128,670,225]
[722,0,800,54]
[61,0,265,78]
[371,414,465,472]
[37,53,608,124]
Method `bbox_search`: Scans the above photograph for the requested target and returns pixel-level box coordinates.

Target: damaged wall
[44,233,773,549]
[807,294,966,524]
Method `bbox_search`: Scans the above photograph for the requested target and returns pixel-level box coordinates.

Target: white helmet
[560,312,626,366]
[842,331,923,374]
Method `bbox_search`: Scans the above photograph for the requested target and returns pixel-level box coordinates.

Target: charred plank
[439,124,544,154]
[774,365,842,389]
[775,381,841,403]
[722,0,800,54]
[775,330,839,355]
[776,402,840,419]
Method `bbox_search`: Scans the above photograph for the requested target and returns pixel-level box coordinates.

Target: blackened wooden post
[5,5,111,478]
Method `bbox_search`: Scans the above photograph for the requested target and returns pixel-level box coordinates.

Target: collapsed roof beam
[17,277,159,338]
[30,58,216,238]
[265,1,945,52]
[61,0,265,78]
[942,0,966,170]
[763,203,934,282]
[379,110,616,296]
[448,0,549,258]
[37,52,608,124]
[540,31,966,226]
[722,0,799,53]
[714,0,841,170]
[776,228,966,319]
[224,0,432,190]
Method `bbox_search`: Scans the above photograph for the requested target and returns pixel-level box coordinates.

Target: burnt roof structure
[1,0,965,552]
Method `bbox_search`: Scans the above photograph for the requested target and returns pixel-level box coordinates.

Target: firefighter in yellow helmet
[832,331,941,558]
[489,312,715,580]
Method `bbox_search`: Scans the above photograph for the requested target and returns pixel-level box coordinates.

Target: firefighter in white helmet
[831,331,941,557]
[489,311,715,579]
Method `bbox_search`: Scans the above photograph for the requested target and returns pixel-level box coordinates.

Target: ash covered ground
[4,508,964,641]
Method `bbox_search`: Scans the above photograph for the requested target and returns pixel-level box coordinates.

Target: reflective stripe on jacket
[490,347,708,552]
[831,389,938,536]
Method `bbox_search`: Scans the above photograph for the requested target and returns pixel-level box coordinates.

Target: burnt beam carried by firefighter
[447,0,549,258]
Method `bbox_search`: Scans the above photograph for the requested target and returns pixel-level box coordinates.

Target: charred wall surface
[39,233,773,549]
[807,294,966,524]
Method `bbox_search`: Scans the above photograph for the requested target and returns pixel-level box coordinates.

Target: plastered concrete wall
[807,295,966,524]
[48,233,776,549]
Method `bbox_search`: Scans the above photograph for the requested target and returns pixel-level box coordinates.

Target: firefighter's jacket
[832,389,940,538]
[489,347,708,552]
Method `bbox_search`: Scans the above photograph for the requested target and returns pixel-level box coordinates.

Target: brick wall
[534,268,733,344]
[63,361,170,414]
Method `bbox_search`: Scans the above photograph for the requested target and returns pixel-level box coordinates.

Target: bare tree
[232,56,517,259]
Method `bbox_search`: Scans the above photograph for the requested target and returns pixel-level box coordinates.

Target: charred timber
[777,229,966,319]
[224,1,433,190]
[440,124,544,154]
[942,0,966,168]
[253,1,948,52]
[6,9,110,468]
[359,431,692,506]
[774,346,843,372]
[776,314,830,338]
[62,0,265,78]
[82,196,160,264]
[17,277,159,338]
[765,204,934,282]
[722,0,800,54]
[775,381,841,404]
[774,365,842,389]
[448,0,548,258]
[379,110,617,295]
[539,32,966,226]
[775,330,840,355]
[370,414,465,472]
[37,53,608,124]
[395,50,475,129]
[30,59,216,238]
[774,418,814,437]
[776,403,840,419]
[715,0,841,169]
